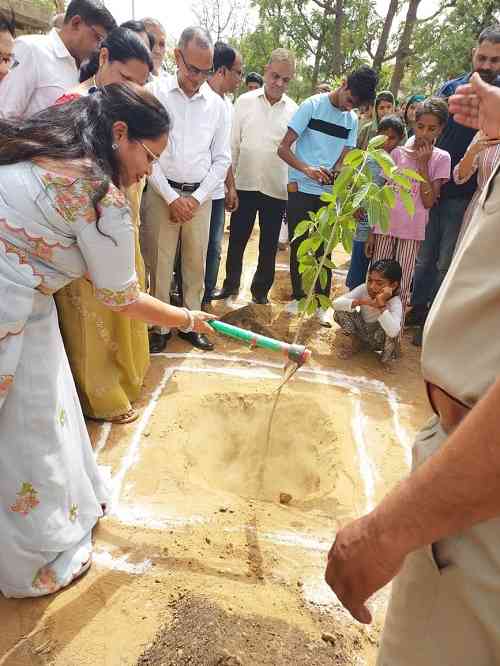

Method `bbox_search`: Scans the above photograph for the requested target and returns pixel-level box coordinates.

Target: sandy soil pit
[0,232,430,666]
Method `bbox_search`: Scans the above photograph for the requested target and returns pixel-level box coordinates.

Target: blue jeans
[346,239,370,289]
[411,197,469,308]
[204,197,226,301]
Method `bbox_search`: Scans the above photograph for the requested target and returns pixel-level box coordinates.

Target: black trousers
[222,190,286,298]
[287,190,332,301]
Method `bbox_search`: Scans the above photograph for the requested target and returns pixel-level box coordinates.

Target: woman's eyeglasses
[140,142,161,165]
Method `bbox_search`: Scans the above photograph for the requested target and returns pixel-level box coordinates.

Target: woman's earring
[112,143,119,151]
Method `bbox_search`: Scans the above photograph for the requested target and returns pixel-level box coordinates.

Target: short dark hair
[346,65,378,105]
[375,91,395,109]
[0,9,15,38]
[415,96,449,126]
[378,114,405,139]
[120,19,155,51]
[64,0,116,32]
[245,71,263,86]
[213,41,237,71]
[370,259,402,284]
[478,24,500,45]
[79,27,153,82]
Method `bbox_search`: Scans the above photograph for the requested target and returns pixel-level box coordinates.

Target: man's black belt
[168,179,200,193]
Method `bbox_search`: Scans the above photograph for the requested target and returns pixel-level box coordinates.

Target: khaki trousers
[377,416,500,666]
[140,187,212,333]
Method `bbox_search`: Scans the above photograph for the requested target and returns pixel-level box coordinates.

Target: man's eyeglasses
[140,141,161,165]
[87,24,107,45]
[179,50,213,78]
[0,53,18,70]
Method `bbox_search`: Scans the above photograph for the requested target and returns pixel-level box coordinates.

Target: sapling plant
[292,134,424,322]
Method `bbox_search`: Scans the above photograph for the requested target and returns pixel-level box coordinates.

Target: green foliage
[295,136,421,315]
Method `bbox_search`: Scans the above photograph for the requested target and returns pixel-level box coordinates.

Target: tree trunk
[390,0,421,96]
[330,0,344,76]
[311,29,325,92]
[372,0,399,72]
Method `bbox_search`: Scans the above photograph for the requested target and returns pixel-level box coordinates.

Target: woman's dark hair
[0,84,170,232]
[0,9,15,37]
[369,259,402,285]
[245,71,263,86]
[213,41,237,71]
[64,0,116,32]
[79,27,153,82]
[415,96,449,126]
[121,19,155,51]
[346,65,378,105]
[378,114,405,139]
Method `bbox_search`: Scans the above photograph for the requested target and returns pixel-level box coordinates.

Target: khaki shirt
[422,165,500,407]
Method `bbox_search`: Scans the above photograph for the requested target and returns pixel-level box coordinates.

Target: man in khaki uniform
[324,73,500,666]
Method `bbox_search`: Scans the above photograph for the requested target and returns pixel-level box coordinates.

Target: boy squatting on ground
[332,259,403,365]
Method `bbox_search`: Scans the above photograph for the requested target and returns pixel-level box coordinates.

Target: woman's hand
[191,310,217,335]
[365,236,375,259]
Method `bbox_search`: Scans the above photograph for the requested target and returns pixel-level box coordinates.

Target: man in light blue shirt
[278,66,378,322]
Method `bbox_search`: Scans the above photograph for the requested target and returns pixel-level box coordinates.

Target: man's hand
[325,515,407,624]
[225,187,239,213]
[169,196,199,224]
[449,72,500,137]
[304,165,333,185]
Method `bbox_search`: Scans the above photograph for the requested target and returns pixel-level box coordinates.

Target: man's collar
[259,86,286,105]
[169,72,208,99]
[49,28,73,60]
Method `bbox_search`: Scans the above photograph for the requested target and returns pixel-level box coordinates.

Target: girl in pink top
[367,98,451,330]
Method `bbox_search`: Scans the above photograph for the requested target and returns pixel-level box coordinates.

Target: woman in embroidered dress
[0,83,213,598]
[55,27,153,424]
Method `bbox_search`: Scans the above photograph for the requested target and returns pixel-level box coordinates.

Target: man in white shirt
[203,41,243,305]
[211,49,298,305]
[141,27,230,352]
[0,0,116,119]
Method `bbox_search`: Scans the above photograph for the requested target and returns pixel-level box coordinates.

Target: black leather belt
[168,179,200,193]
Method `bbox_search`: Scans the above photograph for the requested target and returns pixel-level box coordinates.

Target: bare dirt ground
[0,226,430,666]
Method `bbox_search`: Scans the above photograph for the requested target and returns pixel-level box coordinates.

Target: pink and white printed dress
[0,160,139,597]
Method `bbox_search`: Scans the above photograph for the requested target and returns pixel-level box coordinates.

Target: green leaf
[402,168,425,182]
[306,297,318,316]
[381,185,396,208]
[343,148,364,168]
[298,297,308,313]
[323,257,337,270]
[319,267,328,290]
[341,228,353,254]
[333,165,355,198]
[400,189,415,217]
[297,237,315,258]
[352,183,372,209]
[392,173,412,189]
[367,134,387,149]
[317,294,332,310]
[320,192,336,203]
[379,204,390,233]
[301,267,316,293]
[370,149,396,178]
[291,219,311,242]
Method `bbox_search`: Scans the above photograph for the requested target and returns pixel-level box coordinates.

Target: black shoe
[149,331,171,354]
[211,287,234,301]
[178,331,214,351]
[252,295,269,305]
[412,326,423,347]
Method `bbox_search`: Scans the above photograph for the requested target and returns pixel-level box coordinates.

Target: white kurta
[0,161,140,597]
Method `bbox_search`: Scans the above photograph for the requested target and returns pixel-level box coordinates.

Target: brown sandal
[88,408,139,425]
